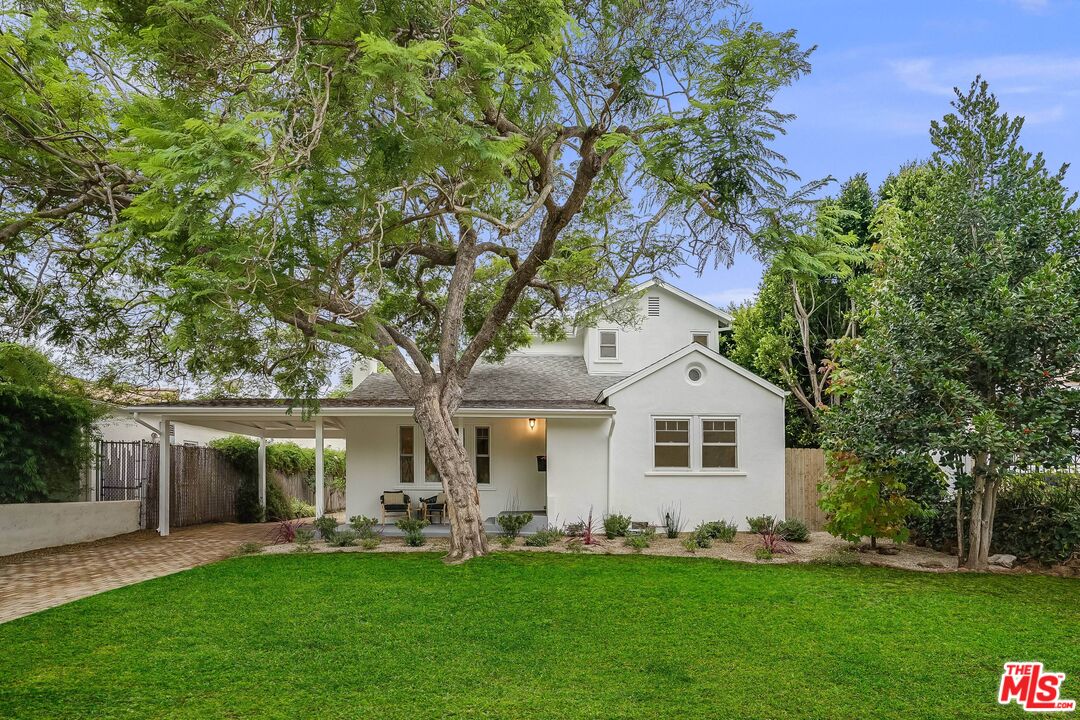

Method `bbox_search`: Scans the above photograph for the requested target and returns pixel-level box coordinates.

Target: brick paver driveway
[0,522,281,623]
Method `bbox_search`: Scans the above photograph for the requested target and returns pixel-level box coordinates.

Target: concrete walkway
[0,522,280,624]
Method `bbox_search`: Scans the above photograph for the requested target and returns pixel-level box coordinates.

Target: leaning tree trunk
[413,391,489,563]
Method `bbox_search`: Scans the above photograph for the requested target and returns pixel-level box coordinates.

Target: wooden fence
[785,448,828,531]
[100,441,346,530]
[144,444,244,529]
[274,470,346,513]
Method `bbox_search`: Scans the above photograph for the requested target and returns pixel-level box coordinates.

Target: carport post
[257,437,267,510]
[158,416,170,536]
[314,416,325,517]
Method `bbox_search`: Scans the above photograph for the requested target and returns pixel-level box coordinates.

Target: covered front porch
[126,402,614,537]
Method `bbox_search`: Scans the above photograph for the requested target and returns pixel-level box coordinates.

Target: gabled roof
[596,344,787,401]
[589,278,733,324]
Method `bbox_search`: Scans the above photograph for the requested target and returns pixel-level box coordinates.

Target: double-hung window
[474,426,491,484]
[653,418,691,469]
[701,419,738,469]
[598,330,618,359]
[652,417,739,471]
[399,426,415,484]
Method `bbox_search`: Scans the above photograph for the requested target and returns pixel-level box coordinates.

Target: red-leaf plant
[271,518,303,544]
[581,507,600,545]
[757,518,794,555]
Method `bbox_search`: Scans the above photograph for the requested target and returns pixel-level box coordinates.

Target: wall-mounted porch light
[528,417,537,430]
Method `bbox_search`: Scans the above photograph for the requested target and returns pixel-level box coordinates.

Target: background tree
[722,174,873,446]
[1,1,815,560]
[824,79,1080,569]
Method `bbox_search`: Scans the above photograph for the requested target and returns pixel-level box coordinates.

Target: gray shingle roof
[127,355,625,411]
[350,354,626,409]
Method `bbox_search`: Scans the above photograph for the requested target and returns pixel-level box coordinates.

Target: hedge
[909,471,1080,565]
[0,363,103,504]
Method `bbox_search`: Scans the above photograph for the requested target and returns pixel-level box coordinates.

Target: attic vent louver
[647,296,660,316]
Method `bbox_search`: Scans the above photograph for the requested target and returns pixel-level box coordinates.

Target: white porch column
[158,416,170,536]
[257,436,267,509]
[314,416,325,517]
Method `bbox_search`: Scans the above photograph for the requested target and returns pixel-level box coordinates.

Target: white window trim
[397,425,416,485]
[474,425,492,486]
[650,414,741,473]
[690,330,712,350]
[652,416,692,470]
[595,328,620,363]
[700,416,739,470]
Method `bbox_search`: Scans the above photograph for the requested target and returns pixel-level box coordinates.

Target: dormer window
[598,330,618,359]
[647,296,660,316]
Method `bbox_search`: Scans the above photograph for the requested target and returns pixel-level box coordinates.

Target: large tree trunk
[965,453,997,570]
[413,391,489,563]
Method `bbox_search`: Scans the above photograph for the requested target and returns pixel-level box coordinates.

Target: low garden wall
[0,500,141,556]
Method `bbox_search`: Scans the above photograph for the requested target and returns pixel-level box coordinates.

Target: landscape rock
[988,553,1017,568]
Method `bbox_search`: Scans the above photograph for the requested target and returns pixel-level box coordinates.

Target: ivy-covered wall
[0,344,105,503]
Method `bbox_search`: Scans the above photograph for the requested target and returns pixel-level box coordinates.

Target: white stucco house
[128,279,786,535]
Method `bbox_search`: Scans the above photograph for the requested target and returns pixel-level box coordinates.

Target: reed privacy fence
[96,441,343,529]
[785,448,828,531]
[274,470,345,514]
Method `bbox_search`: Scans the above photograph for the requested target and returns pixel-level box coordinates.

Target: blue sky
[673,0,1080,308]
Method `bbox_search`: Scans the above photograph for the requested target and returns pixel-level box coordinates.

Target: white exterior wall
[606,351,785,529]
[584,286,721,375]
[544,417,611,526]
[344,416,547,520]
[0,500,140,556]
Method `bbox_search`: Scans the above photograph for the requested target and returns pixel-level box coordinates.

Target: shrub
[349,515,380,539]
[293,527,315,552]
[290,498,316,518]
[702,519,738,543]
[497,535,515,548]
[753,515,794,556]
[564,521,585,537]
[754,547,774,561]
[603,513,632,539]
[624,534,651,552]
[265,480,291,522]
[746,515,776,534]
[908,472,1080,565]
[313,514,339,540]
[235,541,262,556]
[360,537,381,550]
[496,512,534,538]
[660,504,685,538]
[271,518,303,544]
[818,452,917,548]
[689,523,713,548]
[327,528,358,547]
[525,527,564,547]
[396,517,429,547]
[777,518,810,542]
[0,344,104,503]
[682,536,699,553]
[565,538,585,554]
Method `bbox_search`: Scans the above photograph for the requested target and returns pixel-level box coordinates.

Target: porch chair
[420,493,448,525]
[380,491,412,525]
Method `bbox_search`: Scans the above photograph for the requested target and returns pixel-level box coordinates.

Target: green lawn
[1,553,1077,719]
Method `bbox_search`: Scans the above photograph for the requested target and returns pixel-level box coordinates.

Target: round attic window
[686,363,705,385]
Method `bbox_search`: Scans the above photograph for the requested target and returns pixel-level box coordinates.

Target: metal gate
[97,440,152,526]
